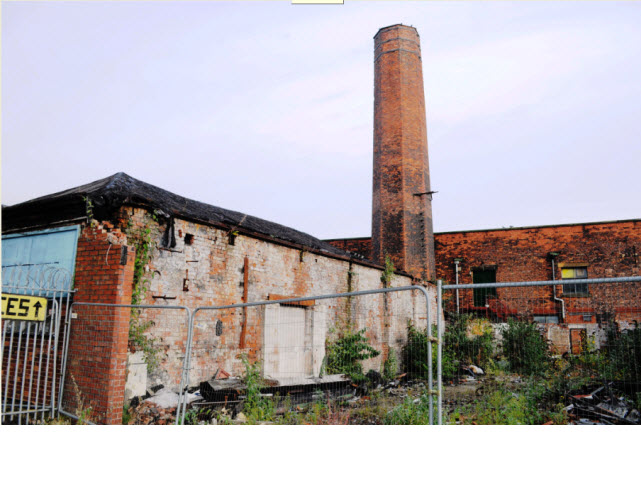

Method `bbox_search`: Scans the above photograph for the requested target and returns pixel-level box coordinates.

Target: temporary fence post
[176,308,195,425]
[437,279,443,425]
[427,292,434,425]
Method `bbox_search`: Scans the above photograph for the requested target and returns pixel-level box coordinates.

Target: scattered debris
[144,388,201,409]
[127,403,176,425]
[566,383,640,425]
[198,374,351,404]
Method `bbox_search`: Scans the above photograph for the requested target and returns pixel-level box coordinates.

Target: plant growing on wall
[380,254,395,287]
[83,196,94,223]
[125,212,161,372]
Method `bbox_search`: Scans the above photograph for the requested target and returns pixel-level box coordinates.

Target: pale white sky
[2,1,641,238]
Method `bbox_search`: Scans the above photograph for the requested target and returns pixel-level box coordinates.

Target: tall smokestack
[372,24,435,282]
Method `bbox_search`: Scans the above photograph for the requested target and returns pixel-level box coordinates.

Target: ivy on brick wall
[125,212,161,372]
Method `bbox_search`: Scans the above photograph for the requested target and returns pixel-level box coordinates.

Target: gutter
[454,258,462,315]
[550,254,565,321]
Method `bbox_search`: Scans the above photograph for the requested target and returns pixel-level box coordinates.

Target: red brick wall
[434,220,641,329]
[62,221,134,424]
[372,25,435,281]
[435,220,641,284]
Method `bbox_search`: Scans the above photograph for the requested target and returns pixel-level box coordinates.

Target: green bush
[325,329,380,381]
[502,319,550,376]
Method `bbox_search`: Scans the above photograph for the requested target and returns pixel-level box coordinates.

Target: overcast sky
[2,1,640,239]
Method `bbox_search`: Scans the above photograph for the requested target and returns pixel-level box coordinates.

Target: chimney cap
[374,24,419,39]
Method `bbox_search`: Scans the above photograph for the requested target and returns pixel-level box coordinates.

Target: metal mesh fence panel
[63,303,190,425]
[1,265,72,425]
[440,277,641,425]
[180,286,437,425]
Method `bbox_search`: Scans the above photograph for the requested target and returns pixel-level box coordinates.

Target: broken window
[562,267,589,295]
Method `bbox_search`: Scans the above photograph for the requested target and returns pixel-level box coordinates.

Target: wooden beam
[268,293,316,307]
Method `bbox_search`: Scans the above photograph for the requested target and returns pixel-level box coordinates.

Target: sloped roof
[1,172,364,261]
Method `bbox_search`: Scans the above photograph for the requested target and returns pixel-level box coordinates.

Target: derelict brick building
[2,25,639,423]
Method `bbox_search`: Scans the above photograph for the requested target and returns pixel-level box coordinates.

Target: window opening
[562,267,589,295]
[472,268,496,307]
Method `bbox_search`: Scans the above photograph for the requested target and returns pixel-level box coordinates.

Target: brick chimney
[372,24,435,282]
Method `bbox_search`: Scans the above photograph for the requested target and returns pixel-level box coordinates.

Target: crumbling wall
[64,220,135,424]
[116,207,434,391]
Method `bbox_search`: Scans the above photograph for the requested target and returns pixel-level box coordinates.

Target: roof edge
[434,218,641,236]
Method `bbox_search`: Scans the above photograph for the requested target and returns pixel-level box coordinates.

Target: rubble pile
[126,386,202,425]
[127,403,177,425]
[565,383,640,425]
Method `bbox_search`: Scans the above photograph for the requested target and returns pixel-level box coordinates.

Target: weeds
[450,380,566,425]
[70,373,93,424]
[384,393,432,425]
[240,355,275,423]
[182,409,199,425]
[380,254,395,287]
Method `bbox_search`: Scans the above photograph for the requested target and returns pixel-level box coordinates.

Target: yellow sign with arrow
[1,294,47,321]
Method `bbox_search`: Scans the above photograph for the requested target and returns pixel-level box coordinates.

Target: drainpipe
[549,253,565,321]
[454,258,463,315]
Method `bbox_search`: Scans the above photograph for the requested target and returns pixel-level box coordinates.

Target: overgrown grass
[449,380,567,425]
[384,392,432,425]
